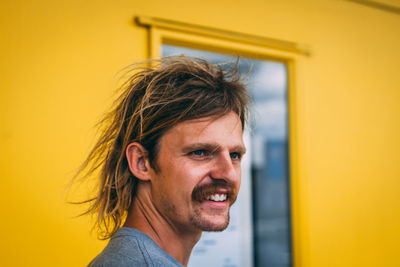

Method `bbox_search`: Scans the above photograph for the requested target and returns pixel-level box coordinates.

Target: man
[79,56,250,266]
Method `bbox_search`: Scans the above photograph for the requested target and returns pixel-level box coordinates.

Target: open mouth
[192,183,236,205]
[206,193,227,202]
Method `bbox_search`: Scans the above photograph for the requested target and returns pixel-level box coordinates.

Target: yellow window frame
[137,16,310,267]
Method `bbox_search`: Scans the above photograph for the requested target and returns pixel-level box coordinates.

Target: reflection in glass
[162,45,291,267]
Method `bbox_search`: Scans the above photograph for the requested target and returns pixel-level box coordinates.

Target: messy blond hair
[75,56,250,239]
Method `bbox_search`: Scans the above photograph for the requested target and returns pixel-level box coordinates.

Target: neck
[124,183,202,266]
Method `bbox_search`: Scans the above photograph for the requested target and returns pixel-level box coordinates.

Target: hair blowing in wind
[71,56,250,239]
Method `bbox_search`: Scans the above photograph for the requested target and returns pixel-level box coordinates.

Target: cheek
[159,160,206,193]
[175,162,210,194]
[179,162,207,183]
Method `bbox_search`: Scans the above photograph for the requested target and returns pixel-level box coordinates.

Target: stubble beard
[190,205,230,232]
[189,182,237,232]
[158,181,237,232]
[159,196,231,232]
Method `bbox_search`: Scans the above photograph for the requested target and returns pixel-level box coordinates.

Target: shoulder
[87,228,183,267]
[87,229,148,267]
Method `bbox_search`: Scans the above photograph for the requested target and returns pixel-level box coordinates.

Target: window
[138,16,307,266]
[163,45,291,267]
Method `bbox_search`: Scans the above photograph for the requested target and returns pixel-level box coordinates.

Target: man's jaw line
[125,190,202,266]
[190,183,236,233]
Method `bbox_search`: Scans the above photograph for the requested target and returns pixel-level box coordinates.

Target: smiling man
[79,56,250,267]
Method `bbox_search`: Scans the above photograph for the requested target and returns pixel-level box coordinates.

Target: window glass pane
[162,44,291,267]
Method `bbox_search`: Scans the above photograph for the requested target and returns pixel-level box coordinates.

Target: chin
[190,211,230,232]
[200,222,229,232]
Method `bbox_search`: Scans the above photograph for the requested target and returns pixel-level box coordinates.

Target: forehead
[160,112,244,151]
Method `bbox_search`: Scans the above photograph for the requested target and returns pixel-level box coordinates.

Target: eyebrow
[182,142,246,155]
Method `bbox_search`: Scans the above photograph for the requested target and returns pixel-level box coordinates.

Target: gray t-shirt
[88,227,183,267]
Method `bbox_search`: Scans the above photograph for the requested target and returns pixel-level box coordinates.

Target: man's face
[149,112,245,233]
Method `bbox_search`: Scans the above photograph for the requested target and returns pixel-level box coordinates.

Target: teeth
[207,194,227,202]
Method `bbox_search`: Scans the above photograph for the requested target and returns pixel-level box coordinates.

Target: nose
[209,152,240,184]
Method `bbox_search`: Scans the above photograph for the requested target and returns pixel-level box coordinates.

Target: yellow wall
[1,0,399,266]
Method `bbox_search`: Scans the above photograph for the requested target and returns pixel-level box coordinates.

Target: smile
[206,193,227,202]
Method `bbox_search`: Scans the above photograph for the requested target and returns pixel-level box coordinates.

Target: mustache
[192,181,238,204]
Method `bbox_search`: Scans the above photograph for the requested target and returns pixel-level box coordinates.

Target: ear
[126,142,153,181]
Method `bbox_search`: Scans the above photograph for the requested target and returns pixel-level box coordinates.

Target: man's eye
[230,152,241,160]
[190,150,208,157]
